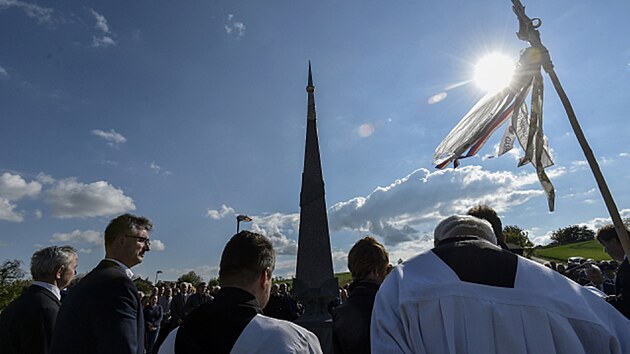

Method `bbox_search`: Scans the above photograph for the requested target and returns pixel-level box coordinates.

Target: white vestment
[159,314,322,354]
[372,250,630,354]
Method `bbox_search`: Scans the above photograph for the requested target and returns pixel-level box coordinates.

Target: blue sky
[1,0,629,281]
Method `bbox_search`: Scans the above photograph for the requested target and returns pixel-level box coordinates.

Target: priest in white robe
[371,215,630,354]
[157,231,321,354]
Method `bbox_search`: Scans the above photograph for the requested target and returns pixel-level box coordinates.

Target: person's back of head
[467,204,509,249]
[31,245,78,289]
[434,215,497,245]
[596,224,628,262]
[348,236,389,284]
[219,231,275,307]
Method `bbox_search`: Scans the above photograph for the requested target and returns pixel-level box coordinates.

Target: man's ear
[54,265,64,280]
[259,268,271,288]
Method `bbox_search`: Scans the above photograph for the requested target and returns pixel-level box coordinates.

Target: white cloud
[224,14,245,38]
[328,166,548,245]
[0,172,42,201]
[91,35,117,48]
[619,152,629,158]
[0,172,41,222]
[0,0,54,24]
[206,204,235,220]
[150,161,171,175]
[88,9,117,48]
[0,65,8,79]
[151,239,166,251]
[250,213,300,255]
[237,166,553,250]
[51,229,102,245]
[0,197,23,222]
[578,209,630,232]
[91,129,126,145]
[90,9,110,33]
[34,209,43,219]
[46,178,135,218]
[36,172,55,184]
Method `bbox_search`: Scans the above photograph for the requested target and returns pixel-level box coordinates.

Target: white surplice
[159,314,322,354]
[372,251,630,354]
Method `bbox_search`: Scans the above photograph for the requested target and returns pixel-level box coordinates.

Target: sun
[473,53,515,93]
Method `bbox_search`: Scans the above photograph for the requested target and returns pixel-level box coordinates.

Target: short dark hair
[219,231,275,285]
[348,236,389,282]
[467,204,502,240]
[596,224,627,243]
[104,213,153,247]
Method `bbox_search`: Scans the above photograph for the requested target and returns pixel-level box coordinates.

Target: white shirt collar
[32,281,61,301]
[104,258,134,279]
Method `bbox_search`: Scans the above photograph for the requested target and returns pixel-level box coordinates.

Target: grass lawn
[274,272,353,288]
[534,240,612,262]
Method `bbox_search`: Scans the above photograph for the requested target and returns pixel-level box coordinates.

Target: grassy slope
[534,240,611,262]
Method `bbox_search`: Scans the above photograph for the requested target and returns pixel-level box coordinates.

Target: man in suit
[597,224,630,318]
[0,245,78,354]
[184,282,211,314]
[170,282,190,327]
[50,213,153,354]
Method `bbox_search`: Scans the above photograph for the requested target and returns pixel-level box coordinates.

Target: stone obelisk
[293,62,338,354]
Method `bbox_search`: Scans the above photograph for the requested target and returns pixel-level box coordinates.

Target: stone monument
[293,62,338,354]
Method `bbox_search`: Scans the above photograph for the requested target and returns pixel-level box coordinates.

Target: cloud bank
[0,172,42,222]
[206,204,235,220]
[46,178,135,218]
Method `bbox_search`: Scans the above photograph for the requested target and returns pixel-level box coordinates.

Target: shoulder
[233,315,322,353]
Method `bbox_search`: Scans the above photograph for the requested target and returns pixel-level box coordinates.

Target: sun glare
[473,53,515,93]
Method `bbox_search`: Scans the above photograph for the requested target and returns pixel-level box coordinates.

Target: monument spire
[293,62,337,353]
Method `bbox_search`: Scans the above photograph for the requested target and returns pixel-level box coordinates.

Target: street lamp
[155,270,163,285]
[236,214,252,233]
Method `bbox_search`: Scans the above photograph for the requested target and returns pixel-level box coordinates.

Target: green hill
[534,240,611,262]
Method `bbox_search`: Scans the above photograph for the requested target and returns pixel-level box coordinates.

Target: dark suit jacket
[332,281,380,354]
[50,260,144,354]
[184,293,211,314]
[609,258,630,318]
[170,293,188,325]
[0,284,61,354]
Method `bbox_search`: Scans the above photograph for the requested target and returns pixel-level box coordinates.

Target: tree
[503,225,533,248]
[177,271,203,287]
[0,259,30,311]
[550,225,595,245]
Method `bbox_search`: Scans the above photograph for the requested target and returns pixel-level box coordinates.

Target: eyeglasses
[125,234,151,247]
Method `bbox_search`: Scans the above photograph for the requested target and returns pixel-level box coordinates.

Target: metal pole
[511,0,630,257]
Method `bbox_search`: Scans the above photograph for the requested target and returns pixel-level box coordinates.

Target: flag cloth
[237,215,252,222]
[433,47,555,211]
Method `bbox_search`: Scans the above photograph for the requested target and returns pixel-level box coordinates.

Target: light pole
[154,270,163,285]
[236,214,252,233]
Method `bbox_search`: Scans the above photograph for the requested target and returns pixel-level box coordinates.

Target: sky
[1,0,629,282]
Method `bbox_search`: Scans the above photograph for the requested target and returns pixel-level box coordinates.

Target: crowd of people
[1,208,629,353]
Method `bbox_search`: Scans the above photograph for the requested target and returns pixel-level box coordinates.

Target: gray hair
[434,215,497,245]
[30,246,77,280]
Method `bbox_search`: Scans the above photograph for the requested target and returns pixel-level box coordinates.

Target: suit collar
[32,280,62,301]
[102,258,134,278]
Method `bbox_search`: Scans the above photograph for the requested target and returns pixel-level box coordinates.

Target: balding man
[372,215,630,353]
[0,246,77,354]
[159,231,321,354]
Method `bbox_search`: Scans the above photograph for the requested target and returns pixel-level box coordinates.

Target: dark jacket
[0,284,61,354]
[50,260,145,354]
[608,258,630,318]
[175,287,262,354]
[332,281,380,354]
[184,293,211,314]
